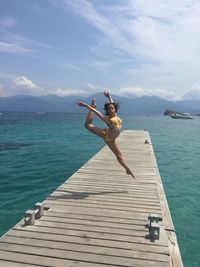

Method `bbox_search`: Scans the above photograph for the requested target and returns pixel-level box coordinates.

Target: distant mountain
[0,95,53,112]
[0,93,200,115]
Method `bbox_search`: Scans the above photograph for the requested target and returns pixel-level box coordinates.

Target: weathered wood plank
[0,260,36,267]
[42,204,160,221]
[13,224,168,247]
[0,243,170,267]
[47,195,161,209]
[4,229,169,254]
[44,210,149,225]
[57,184,159,199]
[1,236,170,262]
[39,216,149,230]
[44,199,161,214]
[0,250,118,267]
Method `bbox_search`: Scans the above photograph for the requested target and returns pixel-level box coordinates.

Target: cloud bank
[0,76,95,97]
[1,75,200,100]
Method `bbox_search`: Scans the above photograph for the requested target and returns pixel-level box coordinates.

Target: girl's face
[107,104,116,116]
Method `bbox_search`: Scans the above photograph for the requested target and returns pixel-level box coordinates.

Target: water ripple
[0,142,33,151]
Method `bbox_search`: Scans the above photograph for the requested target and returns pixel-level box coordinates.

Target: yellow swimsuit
[103,116,122,142]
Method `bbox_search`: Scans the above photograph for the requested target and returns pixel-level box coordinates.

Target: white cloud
[87,82,101,91]
[62,62,82,71]
[116,86,181,100]
[0,41,32,54]
[0,75,94,97]
[127,2,200,64]
[10,34,51,50]
[12,76,37,89]
[0,32,50,55]
[128,0,194,18]
[2,74,200,100]
[183,85,200,100]
[49,82,103,96]
[51,88,87,96]
[0,17,16,28]
[9,76,45,96]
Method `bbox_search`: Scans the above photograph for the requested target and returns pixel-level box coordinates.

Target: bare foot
[126,169,135,179]
[104,90,109,97]
[91,98,96,108]
[77,101,87,107]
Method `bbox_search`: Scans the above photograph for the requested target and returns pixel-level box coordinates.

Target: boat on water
[170,113,193,119]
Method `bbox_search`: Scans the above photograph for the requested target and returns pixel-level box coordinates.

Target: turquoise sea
[0,112,199,267]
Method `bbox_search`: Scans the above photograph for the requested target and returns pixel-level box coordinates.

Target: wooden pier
[0,130,183,267]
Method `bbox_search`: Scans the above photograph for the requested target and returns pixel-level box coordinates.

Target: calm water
[0,112,199,267]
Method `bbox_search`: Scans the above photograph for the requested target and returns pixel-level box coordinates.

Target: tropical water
[0,112,199,267]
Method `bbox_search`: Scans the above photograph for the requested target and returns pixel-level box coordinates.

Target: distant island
[0,93,200,115]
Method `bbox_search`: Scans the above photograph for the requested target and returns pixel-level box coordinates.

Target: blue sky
[1,0,200,100]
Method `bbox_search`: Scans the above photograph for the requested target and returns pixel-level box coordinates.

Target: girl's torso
[105,115,122,141]
[108,116,122,129]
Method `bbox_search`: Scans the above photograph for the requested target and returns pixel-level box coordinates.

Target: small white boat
[170,113,193,119]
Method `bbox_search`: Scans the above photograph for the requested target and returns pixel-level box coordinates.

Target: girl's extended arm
[104,90,114,103]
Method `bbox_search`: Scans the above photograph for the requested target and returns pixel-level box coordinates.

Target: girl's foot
[104,90,109,97]
[91,98,96,108]
[77,101,87,107]
[126,169,135,179]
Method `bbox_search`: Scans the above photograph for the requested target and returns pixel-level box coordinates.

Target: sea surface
[0,112,199,267]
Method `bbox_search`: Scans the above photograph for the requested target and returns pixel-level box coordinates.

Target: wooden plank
[0,243,170,267]
[61,183,158,194]
[4,229,169,254]
[44,210,149,225]
[44,199,161,214]
[0,260,36,267]
[0,250,118,267]
[42,204,160,221]
[47,195,161,208]
[1,236,169,262]
[21,220,149,237]
[53,188,159,203]
[57,184,159,199]
[40,215,148,228]
[13,224,168,247]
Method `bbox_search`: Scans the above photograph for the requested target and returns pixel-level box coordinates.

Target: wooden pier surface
[0,130,183,267]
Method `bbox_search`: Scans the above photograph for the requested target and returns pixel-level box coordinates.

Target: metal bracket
[24,202,44,225]
[148,213,163,240]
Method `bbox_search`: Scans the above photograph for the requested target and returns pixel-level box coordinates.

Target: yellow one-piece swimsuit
[103,116,122,142]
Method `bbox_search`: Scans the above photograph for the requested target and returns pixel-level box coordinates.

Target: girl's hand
[104,90,110,97]
[77,101,87,107]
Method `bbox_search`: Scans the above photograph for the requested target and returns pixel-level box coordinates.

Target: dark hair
[104,102,120,116]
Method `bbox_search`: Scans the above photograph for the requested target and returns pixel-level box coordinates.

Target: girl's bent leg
[85,98,96,128]
[84,98,106,139]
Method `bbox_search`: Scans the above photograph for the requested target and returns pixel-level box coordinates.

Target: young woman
[78,91,135,179]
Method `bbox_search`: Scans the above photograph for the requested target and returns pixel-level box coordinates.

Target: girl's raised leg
[83,99,106,138]
[85,98,96,128]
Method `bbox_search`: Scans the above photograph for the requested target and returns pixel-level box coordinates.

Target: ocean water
[0,112,199,267]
